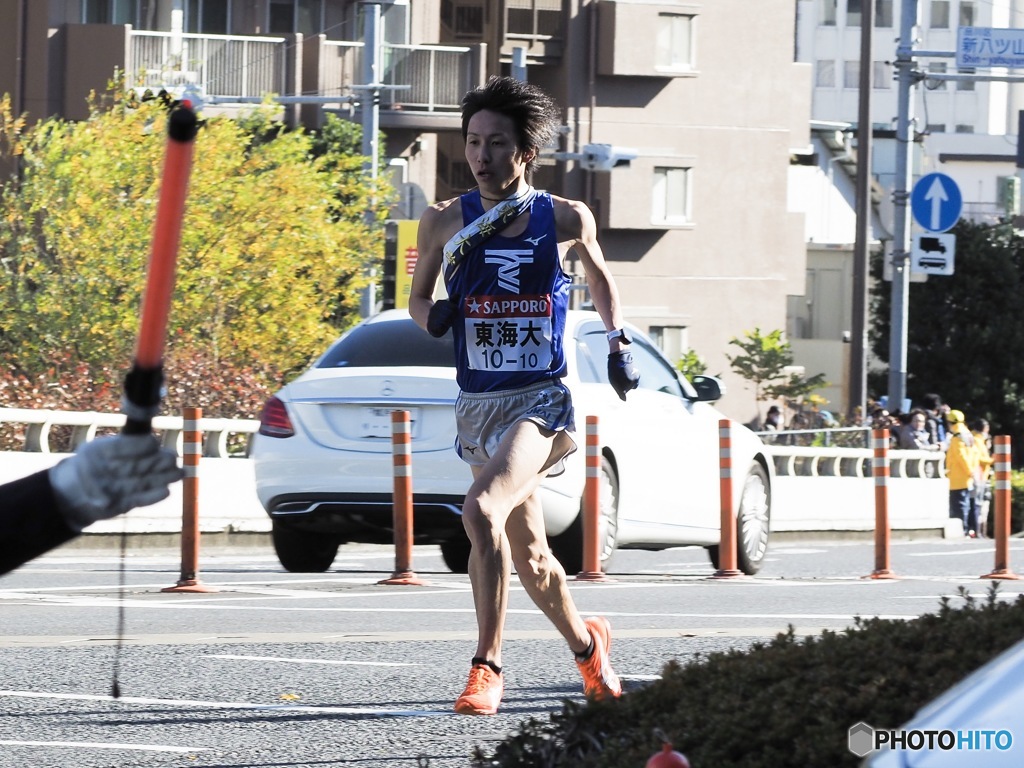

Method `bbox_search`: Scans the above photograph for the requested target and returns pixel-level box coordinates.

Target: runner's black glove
[608,351,640,401]
[427,299,457,338]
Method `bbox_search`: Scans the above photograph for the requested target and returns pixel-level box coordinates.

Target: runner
[409,75,640,715]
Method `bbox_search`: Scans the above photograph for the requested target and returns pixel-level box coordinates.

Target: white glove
[49,434,185,532]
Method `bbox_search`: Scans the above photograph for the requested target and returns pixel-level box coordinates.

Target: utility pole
[849,0,873,422]
[360,1,383,182]
[887,0,918,413]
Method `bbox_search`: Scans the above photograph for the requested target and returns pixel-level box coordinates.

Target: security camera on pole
[550,143,638,171]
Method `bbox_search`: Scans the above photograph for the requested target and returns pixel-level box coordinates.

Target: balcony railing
[130,31,473,113]
[380,44,473,110]
[130,30,288,99]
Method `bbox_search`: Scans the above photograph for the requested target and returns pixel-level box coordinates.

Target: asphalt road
[1,536,1022,768]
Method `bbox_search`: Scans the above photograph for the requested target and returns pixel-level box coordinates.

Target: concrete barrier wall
[0,408,269,536]
[764,446,951,534]
[0,409,953,539]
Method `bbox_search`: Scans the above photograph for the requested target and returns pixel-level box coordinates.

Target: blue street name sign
[911,173,963,233]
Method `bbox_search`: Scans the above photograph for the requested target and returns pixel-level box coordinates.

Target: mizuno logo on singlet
[484,249,534,292]
[524,233,547,246]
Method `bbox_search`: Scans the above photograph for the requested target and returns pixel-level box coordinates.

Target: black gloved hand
[427,299,458,338]
[608,351,640,401]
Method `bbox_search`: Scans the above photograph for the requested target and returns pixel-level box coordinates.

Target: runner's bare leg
[462,420,565,666]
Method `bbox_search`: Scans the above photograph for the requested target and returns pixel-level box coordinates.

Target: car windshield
[316,318,457,368]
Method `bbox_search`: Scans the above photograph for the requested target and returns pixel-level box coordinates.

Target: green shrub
[477,586,1024,767]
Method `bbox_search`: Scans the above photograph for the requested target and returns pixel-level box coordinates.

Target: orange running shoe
[576,616,622,700]
[454,663,504,715]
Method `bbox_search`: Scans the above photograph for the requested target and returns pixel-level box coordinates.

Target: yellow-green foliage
[0,93,391,382]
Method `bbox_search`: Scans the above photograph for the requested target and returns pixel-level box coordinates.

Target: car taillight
[259,396,295,438]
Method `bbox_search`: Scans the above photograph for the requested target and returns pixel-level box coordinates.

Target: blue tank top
[444,191,570,393]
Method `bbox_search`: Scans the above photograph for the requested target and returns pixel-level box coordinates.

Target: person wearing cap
[971,418,994,537]
[945,409,980,537]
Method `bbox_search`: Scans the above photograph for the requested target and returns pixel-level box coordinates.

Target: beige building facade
[0,0,811,421]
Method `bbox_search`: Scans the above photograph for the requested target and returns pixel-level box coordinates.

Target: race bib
[462,294,553,372]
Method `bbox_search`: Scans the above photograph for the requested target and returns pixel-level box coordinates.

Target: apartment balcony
[316,39,485,131]
[124,30,485,132]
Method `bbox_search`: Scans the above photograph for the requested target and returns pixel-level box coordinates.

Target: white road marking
[620,674,662,681]
[0,577,461,594]
[202,653,418,667]
[0,690,449,717]
[0,739,205,753]
[906,546,1024,557]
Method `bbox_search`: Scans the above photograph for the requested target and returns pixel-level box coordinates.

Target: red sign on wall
[405,246,419,275]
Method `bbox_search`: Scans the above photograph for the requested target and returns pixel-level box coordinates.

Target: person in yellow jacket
[971,418,994,537]
[945,410,980,537]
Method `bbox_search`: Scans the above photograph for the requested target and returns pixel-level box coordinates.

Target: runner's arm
[409,202,452,332]
[555,198,627,352]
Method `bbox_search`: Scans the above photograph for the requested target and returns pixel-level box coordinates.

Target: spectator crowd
[759,392,994,538]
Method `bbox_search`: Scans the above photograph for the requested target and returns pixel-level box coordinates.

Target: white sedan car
[252,309,772,575]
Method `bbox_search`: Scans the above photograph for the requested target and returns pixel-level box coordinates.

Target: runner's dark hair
[461,76,560,175]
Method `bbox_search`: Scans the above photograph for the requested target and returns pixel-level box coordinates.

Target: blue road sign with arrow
[911,172,963,232]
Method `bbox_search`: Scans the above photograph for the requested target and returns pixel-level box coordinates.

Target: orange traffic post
[866,428,897,580]
[982,436,1019,580]
[710,419,744,579]
[577,415,610,582]
[379,410,426,586]
[163,407,217,593]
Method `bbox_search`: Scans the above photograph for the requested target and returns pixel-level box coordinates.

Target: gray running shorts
[454,380,577,476]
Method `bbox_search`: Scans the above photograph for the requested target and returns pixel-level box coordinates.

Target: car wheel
[440,537,471,574]
[549,457,620,575]
[706,462,771,575]
[271,521,340,573]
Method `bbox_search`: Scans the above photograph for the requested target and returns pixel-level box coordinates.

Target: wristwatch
[606,328,633,345]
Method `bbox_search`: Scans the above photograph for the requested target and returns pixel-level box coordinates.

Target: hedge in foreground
[476,586,1024,767]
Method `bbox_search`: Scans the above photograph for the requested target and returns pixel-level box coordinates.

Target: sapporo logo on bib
[462,293,552,372]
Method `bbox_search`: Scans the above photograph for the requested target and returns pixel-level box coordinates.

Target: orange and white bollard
[867,428,897,580]
[576,415,610,582]
[378,410,426,586]
[710,419,743,579]
[163,406,217,593]
[982,436,1019,580]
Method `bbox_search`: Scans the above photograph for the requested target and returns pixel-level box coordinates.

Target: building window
[847,0,862,27]
[957,69,975,91]
[875,0,893,27]
[83,0,159,27]
[441,0,487,40]
[844,60,859,89]
[959,1,975,26]
[816,60,836,87]
[652,167,692,225]
[506,0,562,41]
[925,123,946,133]
[927,61,948,88]
[269,0,324,35]
[655,14,695,71]
[187,0,229,34]
[821,0,837,26]
[931,0,950,28]
[648,326,690,368]
[955,124,975,133]
[873,61,891,88]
